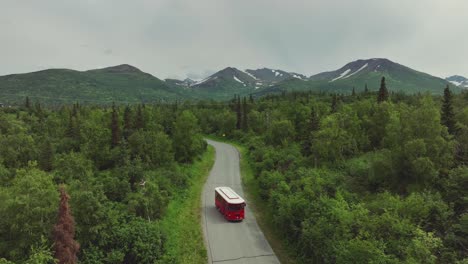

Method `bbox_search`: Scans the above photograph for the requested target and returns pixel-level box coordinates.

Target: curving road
[202,140,280,264]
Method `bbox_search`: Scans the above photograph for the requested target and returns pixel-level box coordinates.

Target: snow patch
[292,74,305,80]
[449,80,462,86]
[194,76,213,86]
[243,70,258,80]
[343,63,368,79]
[275,71,281,77]
[330,69,351,82]
[233,76,244,84]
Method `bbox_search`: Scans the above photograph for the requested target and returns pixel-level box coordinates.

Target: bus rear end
[215,187,246,221]
[224,202,245,221]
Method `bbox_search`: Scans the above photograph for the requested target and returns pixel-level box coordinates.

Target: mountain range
[259,58,463,95]
[0,58,464,104]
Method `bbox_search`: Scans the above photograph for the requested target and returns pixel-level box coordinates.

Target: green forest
[0,102,207,263]
[192,84,468,263]
[0,80,467,263]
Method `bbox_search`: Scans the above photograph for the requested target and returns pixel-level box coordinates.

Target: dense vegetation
[193,85,468,263]
[0,102,207,263]
[0,65,193,105]
[0,77,466,263]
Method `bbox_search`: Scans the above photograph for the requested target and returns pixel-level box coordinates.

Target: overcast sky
[1,0,467,80]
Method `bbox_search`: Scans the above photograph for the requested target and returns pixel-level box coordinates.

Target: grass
[205,135,297,264]
[160,145,215,264]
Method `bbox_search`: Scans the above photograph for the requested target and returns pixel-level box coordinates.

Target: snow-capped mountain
[309,58,413,81]
[190,67,257,92]
[256,58,455,95]
[446,75,468,88]
[245,68,307,86]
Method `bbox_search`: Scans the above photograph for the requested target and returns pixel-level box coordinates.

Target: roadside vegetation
[194,82,468,263]
[0,102,207,263]
[160,145,214,263]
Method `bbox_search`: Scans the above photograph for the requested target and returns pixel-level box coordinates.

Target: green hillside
[0,65,190,104]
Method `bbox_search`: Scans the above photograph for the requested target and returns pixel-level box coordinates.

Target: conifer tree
[111,103,121,147]
[303,108,320,156]
[242,97,248,131]
[331,94,338,113]
[123,105,133,139]
[135,104,144,130]
[441,85,456,134]
[35,102,44,121]
[39,139,53,171]
[309,109,320,132]
[236,95,241,130]
[377,77,389,103]
[364,83,369,93]
[53,186,79,264]
[352,87,356,96]
[65,112,80,142]
[249,94,254,104]
[72,103,78,117]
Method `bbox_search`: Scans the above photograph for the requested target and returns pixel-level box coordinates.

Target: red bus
[215,187,246,221]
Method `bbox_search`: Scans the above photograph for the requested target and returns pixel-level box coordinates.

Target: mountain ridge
[0,64,188,104]
[256,58,460,95]
[0,59,464,104]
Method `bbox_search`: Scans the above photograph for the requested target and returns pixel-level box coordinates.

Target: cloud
[0,0,467,79]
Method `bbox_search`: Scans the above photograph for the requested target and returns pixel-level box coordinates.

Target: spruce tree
[331,94,338,113]
[441,85,456,134]
[66,112,80,143]
[135,104,144,130]
[236,95,241,130]
[302,109,320,157]
[249,94,254,104]
[352,87,356,96]
[111,103,121,147]
[65,113,74,138]
[242,97,248,131]
[309,109,320,132]
[377,77,389,103]
[364,83,369,93]
[53,186,80,264]
[35,102,44,121]
[123,105,133,139]
[72,103,78,117]
[39,139,53,171]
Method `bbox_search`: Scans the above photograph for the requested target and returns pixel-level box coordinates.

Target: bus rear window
[228,204,244,211]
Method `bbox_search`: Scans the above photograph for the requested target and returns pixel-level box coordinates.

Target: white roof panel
[215,187,245,204]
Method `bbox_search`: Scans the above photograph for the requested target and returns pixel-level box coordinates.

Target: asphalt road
[202,139,280,264]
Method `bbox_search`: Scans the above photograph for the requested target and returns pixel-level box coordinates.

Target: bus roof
[215,187,245,204]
